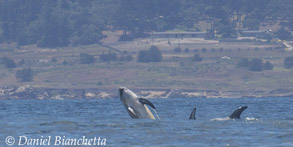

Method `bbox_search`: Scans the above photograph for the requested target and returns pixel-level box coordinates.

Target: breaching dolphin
[119,87,157,119]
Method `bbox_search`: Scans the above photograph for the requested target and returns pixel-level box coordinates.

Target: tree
[99,52,118,62]
[119,54,133,62]
[80,53,95,64]
[114,0,181,39]
[1,56,16,68]
[51,57,57,62]
[237,58,273,71]
[284,57,293,69]
[192,54,203,62]
[217,24,237,38]
[37,7,71,48]
[137,45,162,63]
[16,68,33,82]
[263,61,274,70]
[249,58,263,71]
[0,0,293,47]
[275,27,292,41]
[174,47,181,53]
[137,50,148,62]
[148,45,163,62]
[75,24,104,45]
[243,17,262,30]
[237,58,250,68]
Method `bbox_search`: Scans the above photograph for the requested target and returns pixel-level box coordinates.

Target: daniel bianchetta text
[6,136,107,146]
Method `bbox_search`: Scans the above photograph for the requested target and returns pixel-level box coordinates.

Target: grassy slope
[0,37,293,94]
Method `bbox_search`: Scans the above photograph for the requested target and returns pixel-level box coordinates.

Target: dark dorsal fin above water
[228,106,248,119]
[138,98,156,109]
[189,107,196,120]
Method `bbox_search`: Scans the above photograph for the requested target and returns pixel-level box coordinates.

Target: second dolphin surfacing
[189,106,248,120]
[211,106,248,121]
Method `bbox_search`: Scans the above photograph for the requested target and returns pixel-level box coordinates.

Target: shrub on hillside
[263,61,274,70]
[119,54,133,62]
[80,53,95,64]
[237,58,274,72]
[284,57,293,69]
[237,58,250,68]
[99,52,118,62]
[18,59,26,66]
[16,68,33,82]
[137,46,162,63]
[249,58,263,71]
[174,47,181,53]
[1,56,16,68]
[192,54,203,62]
[51,57,57,62]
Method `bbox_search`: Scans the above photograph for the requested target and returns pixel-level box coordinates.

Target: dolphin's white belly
[122,98,154,119]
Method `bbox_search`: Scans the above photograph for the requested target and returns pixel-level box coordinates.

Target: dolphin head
[119,87,138,101]
[240,106,248,110]
[239,106,248,111]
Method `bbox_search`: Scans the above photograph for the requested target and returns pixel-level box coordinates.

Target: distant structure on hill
[241,30,268,38]
[149,30,270,40]
[149,32,207,39]
[283,41,293,51]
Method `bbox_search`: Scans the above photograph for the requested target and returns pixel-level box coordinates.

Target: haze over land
[0,0,293,99]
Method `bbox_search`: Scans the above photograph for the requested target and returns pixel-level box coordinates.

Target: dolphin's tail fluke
[189,107,196,120]
[228,106,248,119]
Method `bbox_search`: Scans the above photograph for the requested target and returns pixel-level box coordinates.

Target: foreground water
[0,97,293,146]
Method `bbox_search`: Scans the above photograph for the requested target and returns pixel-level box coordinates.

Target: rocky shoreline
[1,85,293,100]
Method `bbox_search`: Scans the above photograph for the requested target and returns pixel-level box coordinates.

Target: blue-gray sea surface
[1,97,293,146]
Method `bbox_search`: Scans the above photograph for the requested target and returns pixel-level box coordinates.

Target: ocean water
[0,97,293,146]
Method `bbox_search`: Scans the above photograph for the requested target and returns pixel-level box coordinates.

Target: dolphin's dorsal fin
[189,107,196,120]
[228,106,248,119]
[127,106,138,118]
[138,98,156,109]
